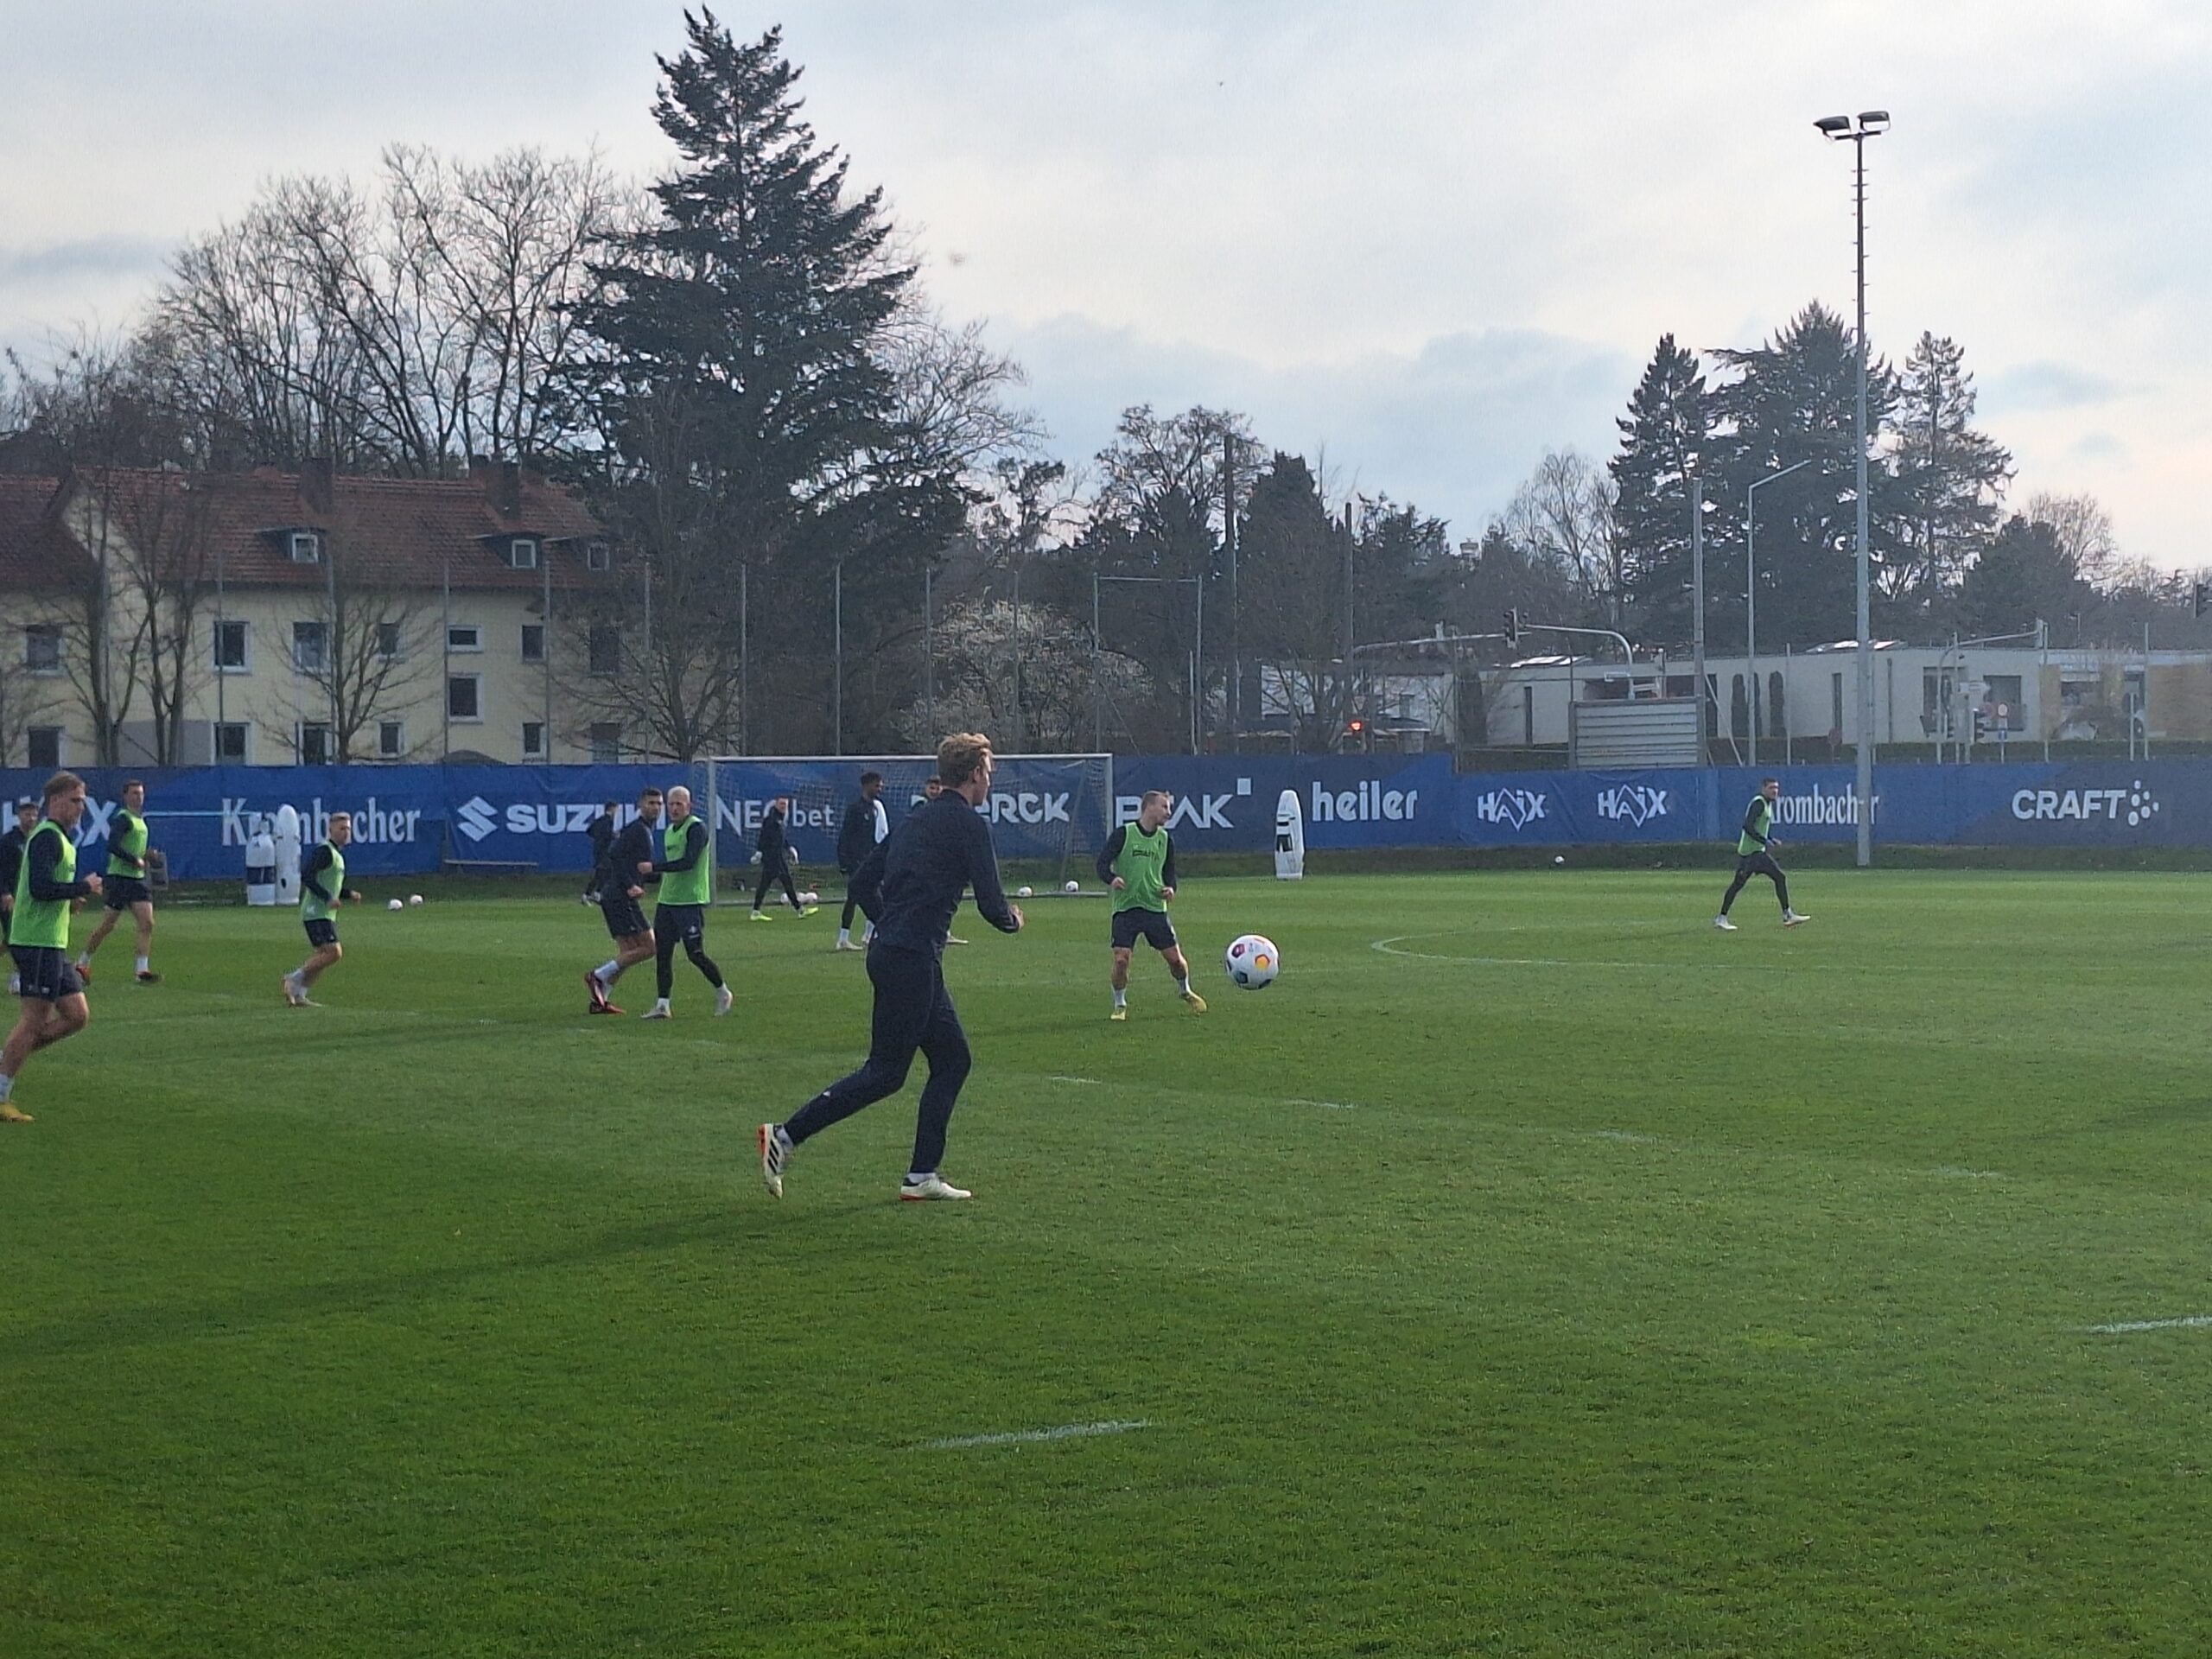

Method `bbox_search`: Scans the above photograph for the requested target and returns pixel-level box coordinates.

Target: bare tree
[75,467,219,765]
[280,515,440,763]
[1503,448,1620,619]
[2026,492,2119,588]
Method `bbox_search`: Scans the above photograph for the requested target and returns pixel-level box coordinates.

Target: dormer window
[508,537,539,570]
[586,539,613,572]
[289,531,322,563]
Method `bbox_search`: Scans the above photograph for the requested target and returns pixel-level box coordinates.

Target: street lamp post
[1816,108,1889,867]
[1746,458,1815,766]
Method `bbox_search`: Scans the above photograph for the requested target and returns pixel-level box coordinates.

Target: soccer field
[5,869,2209,1657]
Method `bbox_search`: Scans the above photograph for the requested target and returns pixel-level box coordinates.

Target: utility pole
[1690,474,1706,760]
[1224,431,1239,742]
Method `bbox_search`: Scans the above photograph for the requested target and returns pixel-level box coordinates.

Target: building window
[448,625,481,653]
[293,620,328,673]
[378,721,405,760]
[296,723,333,766]
[376,621,403,660]
[448,674,481,721]
[214,722,249,764]
[522,721,546,759]
[213,618,249,672]
[589,722,622,764]
[588,623,620,677]
[1768,672,1786,738]
[509,537,539,570]
[520,624,545,664]
[27,727,62,769]
[586,539,612,572]
[289,531,321,563]
[23,624,62,674]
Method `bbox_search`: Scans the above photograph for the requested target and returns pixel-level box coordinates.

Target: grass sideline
[6,869,2212,1656]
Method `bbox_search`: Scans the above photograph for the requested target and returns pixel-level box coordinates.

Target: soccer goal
[690,753,1116,900]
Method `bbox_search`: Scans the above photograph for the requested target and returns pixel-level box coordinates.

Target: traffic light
[1503,607,1521,646]
[1971,707,1988,743]
[2194,581,2209,619]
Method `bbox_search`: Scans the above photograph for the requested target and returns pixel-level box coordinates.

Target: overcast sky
[5,1,2207,567]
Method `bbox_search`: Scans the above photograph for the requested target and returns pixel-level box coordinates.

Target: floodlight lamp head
[1859,110,1891,132]
[1815,115,1852,136]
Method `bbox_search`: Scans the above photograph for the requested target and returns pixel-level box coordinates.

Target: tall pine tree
[1611,335,1713,645]
[1891,332,2012,627]
[553,14,953,755]
[1710,303,1904,652]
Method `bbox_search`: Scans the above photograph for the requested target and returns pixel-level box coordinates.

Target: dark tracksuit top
[852,791,1019,959]
[585,812,616,888]
[837,798,881,872]
[0,825,29,936]
[605,819,655,893]
[756,808,789,870]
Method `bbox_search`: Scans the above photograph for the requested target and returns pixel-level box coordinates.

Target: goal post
[691,753,1116,901]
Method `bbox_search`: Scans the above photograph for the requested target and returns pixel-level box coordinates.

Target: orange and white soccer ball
[1224,933,1280,990]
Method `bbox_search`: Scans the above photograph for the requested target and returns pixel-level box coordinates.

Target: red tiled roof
[54,465,613,593]
[0,474,94,588]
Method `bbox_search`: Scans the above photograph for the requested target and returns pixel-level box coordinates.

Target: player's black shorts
[601,893,650,940]
[1111,907,1178,952]
[1733,851,1785,881]
[11,944,85,1001]
[302,918,340,948]
[655,902,706,944]
[104,875,152,910]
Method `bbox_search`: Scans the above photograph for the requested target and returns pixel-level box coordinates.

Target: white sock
[136,956,149,975]
[0,1072,13,1102]
[904,1171,931,1185]
[75,954,89,969]
[1112,987,1127,1007]
[594,960,620,984]
[1176,976,1192,995]
[653,997,670,1011]
[837,929,850,944]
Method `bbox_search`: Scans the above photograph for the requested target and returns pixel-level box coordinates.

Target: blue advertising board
[4,756,2209,880]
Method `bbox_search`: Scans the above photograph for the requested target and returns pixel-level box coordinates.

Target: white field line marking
[1287,1098,1359,1111]
[1046,1075,1103,1087]
[921,1419,1152,1450]
[2086,1316,2212,1335]
[1928,1166,2003,1180]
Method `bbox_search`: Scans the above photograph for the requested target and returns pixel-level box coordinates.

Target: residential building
[0,461,623,767]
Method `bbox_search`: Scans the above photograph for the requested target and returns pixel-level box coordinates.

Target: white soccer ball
[408,893,425,906]
[1224,933,1280,990]
[1553,855,1565,867]
[1016,885,1033,899]
[387,897,404,912]
[1064,880,1080,893]
[799,890,819,906]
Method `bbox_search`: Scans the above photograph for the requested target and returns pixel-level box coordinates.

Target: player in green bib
[78,778,162,983]
[1095,789,1205,1020]
[1715,777,1809,931]
[638,785,731,1020]
[284,812,363,1006]
[2,771,105,1123]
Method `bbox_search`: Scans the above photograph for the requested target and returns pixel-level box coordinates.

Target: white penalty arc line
[1046,1075,1103,1087]
[1372,938,1668,969]
[2086,1315,2212,1335]
[920,1419,1152,1450]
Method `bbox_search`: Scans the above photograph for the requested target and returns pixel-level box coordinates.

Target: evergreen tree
[1610,335,1713,645]
[1891,332,2012,626]
[1711,303,1905,651]
[551,14,950,755]
[1957,514,2082,640]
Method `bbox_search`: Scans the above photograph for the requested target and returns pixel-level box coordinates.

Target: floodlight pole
[1818,108,1890,865]
[1690,474,1706,758]
[1747,458,1815,765]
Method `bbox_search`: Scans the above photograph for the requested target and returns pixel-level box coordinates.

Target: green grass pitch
[4,868,2210,1656]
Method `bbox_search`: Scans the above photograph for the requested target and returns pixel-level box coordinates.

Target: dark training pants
[653,904,724,999]
[781,944,971,1175]
[1720,850,1790,916]
[753,854,803,912]
[839,868,878,932]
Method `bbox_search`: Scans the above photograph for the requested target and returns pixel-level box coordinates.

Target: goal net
[691,753,1116,900]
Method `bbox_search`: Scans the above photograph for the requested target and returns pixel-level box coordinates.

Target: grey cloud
[1985,361,2129,413]
[2069,432,2126,461]
[993,315,1631,540]
[0,237,170,286]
